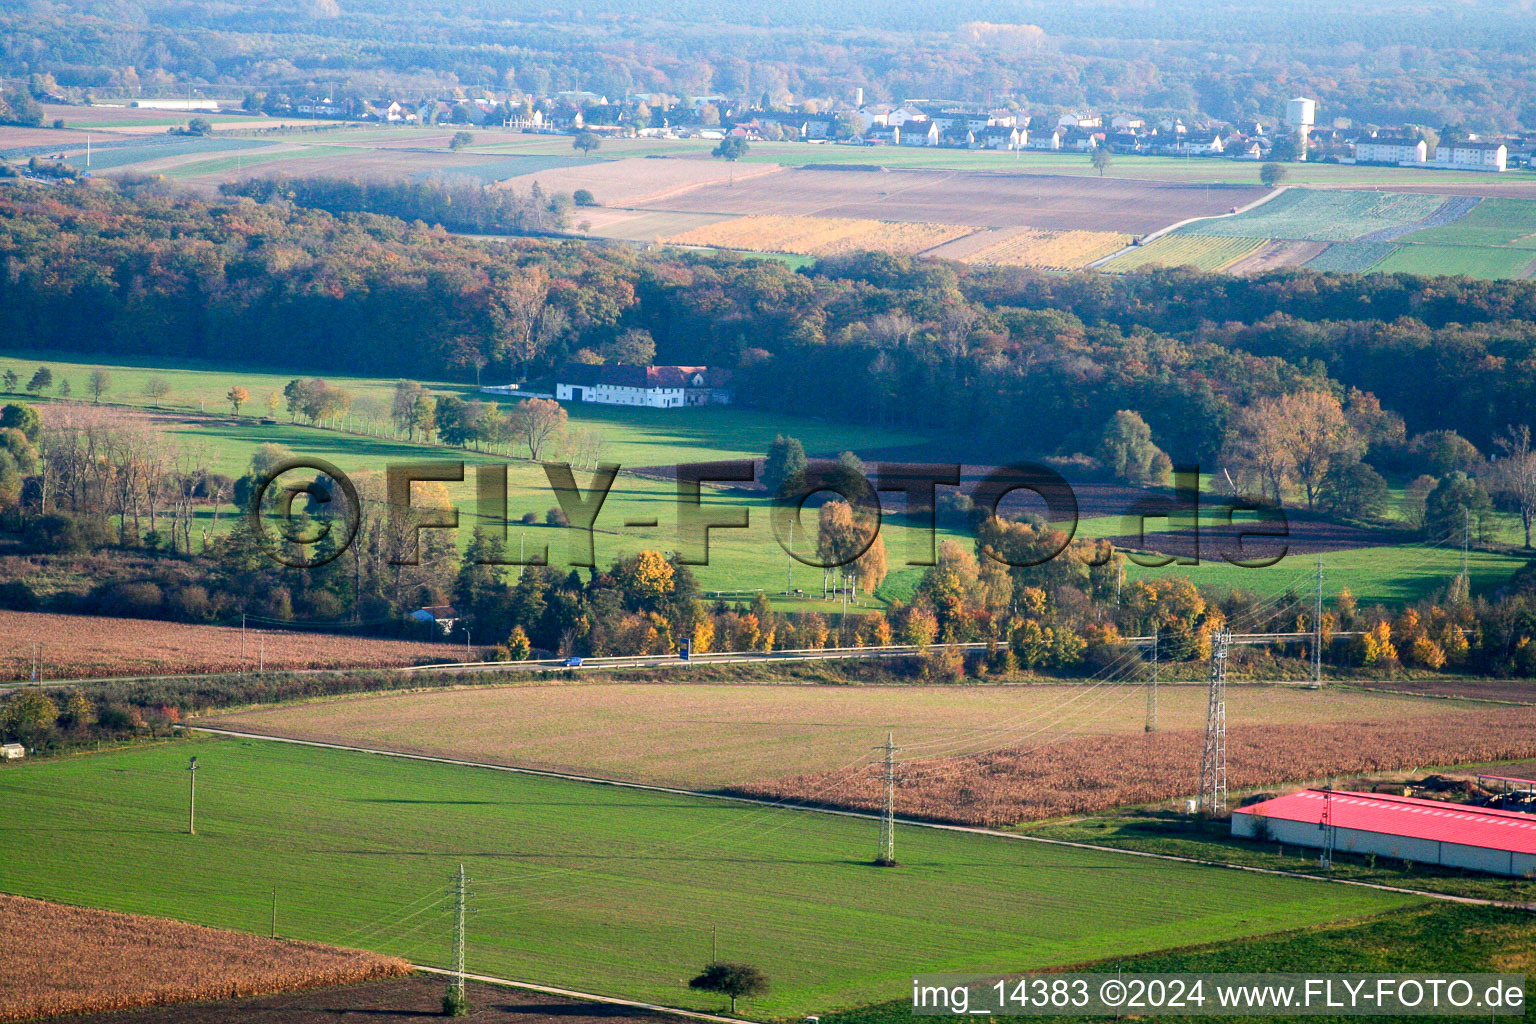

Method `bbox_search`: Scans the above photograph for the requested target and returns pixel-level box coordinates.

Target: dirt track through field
[1226,239,1330,275]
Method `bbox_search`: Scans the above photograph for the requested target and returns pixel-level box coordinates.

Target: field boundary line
[188,726,1535,912]
[1091,184,1290,267]
[413,965,739,1023]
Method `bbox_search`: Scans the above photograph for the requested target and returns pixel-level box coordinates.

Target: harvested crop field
[0,894,407,1022]
[0,611,465,680]
[1104,234,1267,272]
[52,976,673,1024]
[932,227,1131,269]
[633,168,1264,234]
[497,156,782,207]
[733,705,1536,826]
[665,214,976,256]
[1348,679,1536,704]
[1225,239,1330,275]
[575,207,731,241]
[205,682,1453,791]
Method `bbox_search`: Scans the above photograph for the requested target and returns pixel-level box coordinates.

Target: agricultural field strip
[1105,235,1267,273]
[0,894,408,1023]
[951,229,1132,270]
[1356,196,1482,244]
[206,682,1447,788]
[663,215,978,257]
[1,741,1413,1013]
[186,725,1505,908]
[0,610,468,682]
[633,167,1265,234]
[1175,189,1453,242]
[1303,242,1400,273]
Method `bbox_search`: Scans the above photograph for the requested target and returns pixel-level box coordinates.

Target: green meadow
[0,740,1419,1016]
[4,351,1525,609]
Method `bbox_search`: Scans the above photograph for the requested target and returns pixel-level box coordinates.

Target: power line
[1197,629,1231,815]
[447,863,469,1015]
[874,731,898,867]
[187,755,198,835]
[1312,556,1324,686]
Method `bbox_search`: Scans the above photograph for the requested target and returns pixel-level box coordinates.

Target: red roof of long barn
[1233,790,1536,855]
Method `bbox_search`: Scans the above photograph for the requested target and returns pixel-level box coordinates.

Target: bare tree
[1495,424,1536,548]
[488,268,553,377]
[512,397,568,460]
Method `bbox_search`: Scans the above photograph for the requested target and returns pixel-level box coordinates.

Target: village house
[885,104,930,127]
[863,124,900,145]
[973,125,1025,150]
[1354,135,1429,165]
[297,98,347,117]
[1058,112,1102,129]
[1025,128,1064,150]
[555,365,734,409]
[898,121,941,147]
[503,107,546,130]
[1175,131,1224,155]
[1062,128,1101,151]
[1435,141,1508,171]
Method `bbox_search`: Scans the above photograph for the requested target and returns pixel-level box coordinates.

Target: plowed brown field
[633,167,1265,234]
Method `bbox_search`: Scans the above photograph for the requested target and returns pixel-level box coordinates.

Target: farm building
[555,364,733,408]
[1232,789,1536,877]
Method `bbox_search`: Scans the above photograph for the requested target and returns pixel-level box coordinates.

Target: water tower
[1286,97,1316,159]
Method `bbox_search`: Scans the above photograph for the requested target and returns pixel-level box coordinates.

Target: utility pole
[31,641,38,684]
[271,887,278,938]
[712,925,718,963]
[241,612,246,665]
[187,756,198,835]
[1145,628,1158,732]
[786,518,794,596]
[1312,557,1324,686]
[874,731,899,866]
[259,632,265,673]
[446,864,469,1015]
[1197,630,1231,815]
[1462,508,1471,577]
[1319,787,1336,870]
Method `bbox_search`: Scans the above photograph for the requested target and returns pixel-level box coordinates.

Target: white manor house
[553,364,734,408]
